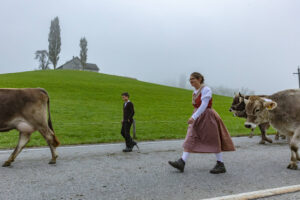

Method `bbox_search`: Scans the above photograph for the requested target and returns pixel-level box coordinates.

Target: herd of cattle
[230,89,300,170]
[0,88,300,170]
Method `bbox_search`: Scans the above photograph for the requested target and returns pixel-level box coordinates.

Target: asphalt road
[0,136,299,200]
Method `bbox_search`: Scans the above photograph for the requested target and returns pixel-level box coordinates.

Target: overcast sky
[1,0,300,94]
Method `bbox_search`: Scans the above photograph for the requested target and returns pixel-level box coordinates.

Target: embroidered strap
[192,84,205,105]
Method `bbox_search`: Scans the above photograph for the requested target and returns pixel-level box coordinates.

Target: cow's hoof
[287,163,298,170]
[2,161,11,167]
[259,140,266,144]
[281,135,286,140]
[265,138,273,143]
[48,160,56,165]
[275,135,279,140]
[248,135,253,138]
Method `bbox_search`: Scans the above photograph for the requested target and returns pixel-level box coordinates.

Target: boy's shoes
[122,147,132,152]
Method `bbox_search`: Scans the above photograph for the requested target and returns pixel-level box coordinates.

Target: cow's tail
[47,97,60,147]
[41,88,60,147]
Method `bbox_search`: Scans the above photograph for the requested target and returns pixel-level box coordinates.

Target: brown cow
[0,88,60,167]
[244,89,300,170]
[230,93,285,142]
[230,93,273,144]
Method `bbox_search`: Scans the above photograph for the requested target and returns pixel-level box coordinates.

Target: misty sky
[1,0,300,94]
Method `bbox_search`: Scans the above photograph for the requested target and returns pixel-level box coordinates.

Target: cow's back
[269,89,300,128]
[0,88,47,130]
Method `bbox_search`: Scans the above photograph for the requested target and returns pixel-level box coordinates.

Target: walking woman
[168,72,235,174]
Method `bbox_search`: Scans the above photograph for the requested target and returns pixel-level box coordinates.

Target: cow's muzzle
[244,122,256,129]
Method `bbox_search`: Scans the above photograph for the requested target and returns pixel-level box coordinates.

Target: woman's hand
[188,117,195,124]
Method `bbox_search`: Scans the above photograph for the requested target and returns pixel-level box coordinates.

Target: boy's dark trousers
[121,121,134,148]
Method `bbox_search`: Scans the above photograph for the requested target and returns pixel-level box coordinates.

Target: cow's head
[229,92,246,116]
[244,96,277,129]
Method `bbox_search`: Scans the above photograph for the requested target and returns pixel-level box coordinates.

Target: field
[0,70,274,148]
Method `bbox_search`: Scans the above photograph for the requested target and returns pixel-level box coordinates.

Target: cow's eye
[255,109,260,113]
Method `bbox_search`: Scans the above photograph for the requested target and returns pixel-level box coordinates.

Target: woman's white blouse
[191,86,212,120]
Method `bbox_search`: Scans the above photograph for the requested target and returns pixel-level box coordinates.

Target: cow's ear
[263,101,277,110]
[244,98,249,104]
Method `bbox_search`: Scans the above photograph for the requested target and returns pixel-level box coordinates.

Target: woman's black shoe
[210,161,226,174]
[168,158,185,172]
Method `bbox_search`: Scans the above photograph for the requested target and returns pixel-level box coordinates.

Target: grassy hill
[0,70,271,148]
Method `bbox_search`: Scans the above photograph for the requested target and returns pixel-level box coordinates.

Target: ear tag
[267,105,273,110]
[268,105,272,110]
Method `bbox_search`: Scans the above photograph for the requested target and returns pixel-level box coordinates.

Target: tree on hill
[35,50,50,70]
[79,37,88,70]
[48,17,61,69]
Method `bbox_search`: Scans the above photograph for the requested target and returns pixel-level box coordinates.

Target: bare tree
[80,37,88,70]
[48,17,61,69]
[35,50,50,70]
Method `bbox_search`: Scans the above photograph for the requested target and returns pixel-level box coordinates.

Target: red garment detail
[193,93,213,108]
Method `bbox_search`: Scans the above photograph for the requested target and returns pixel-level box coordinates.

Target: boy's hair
[121,92,130,98]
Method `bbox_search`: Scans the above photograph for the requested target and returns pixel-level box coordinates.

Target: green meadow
[0,70,273,148]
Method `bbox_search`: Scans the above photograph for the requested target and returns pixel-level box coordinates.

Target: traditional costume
[169,85,235,173]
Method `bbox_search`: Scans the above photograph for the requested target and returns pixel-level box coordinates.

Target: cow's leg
[249,128,254,138]
[275,132,280,140]
[287,135,291,145]
[287,129,300,170]
[39,127,58,165]
[259,123,272,144]
[276,132,286,140]
[3,132,31,167]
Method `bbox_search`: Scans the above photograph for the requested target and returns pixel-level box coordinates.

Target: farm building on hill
[57,57,99,72]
